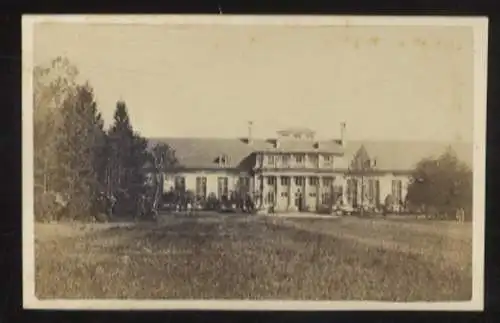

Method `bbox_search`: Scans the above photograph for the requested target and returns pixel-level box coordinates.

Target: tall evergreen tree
[54,84,107,220]
[107,101,149,217]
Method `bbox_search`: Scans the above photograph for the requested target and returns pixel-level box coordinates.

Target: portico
[253,173,340,212]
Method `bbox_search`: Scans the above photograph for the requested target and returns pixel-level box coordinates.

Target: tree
[345,145,376,215]
[150,142,178,212]
[53,84,107,220]
[406,147,472,220]
[107,101,150,217]
[33,57,108,221]
[33,57,79,199]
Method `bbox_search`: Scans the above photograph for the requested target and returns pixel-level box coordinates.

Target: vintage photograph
[23,15,487,310]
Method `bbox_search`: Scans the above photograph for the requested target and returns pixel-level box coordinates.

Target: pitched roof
[339,140,473,172]
[148,137,473,172]
[148,138,254,169]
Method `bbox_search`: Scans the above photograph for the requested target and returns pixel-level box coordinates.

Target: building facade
[150,125,472,212]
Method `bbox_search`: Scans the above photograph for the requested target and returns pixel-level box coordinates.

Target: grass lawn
[34,213,472,301]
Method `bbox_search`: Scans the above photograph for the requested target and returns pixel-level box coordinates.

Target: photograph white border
[22,14,488,311]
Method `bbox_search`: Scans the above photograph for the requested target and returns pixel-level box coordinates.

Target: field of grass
[34,213,472,301]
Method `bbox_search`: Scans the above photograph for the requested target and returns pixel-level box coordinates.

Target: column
[316,176,321,211]
[276,176,281,211]
[302,176,307,211]
[288,176,292,210]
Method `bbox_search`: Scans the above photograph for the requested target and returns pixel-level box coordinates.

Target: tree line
[33,57,175,222]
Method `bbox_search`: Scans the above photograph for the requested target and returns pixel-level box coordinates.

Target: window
[347,178,358,205]
[391,179,403,203]
[375,180,380,206]
[217,177,229,198]
[267,155,276,167]
[323,154,333,167]
[281,155,290,167]
[366,179,381,205]
[195,177,207,198]
[367,179,375,203]
[239,176,250,188]
[309,192,317,198]
[308,154,318,167]
[281,192,288,198]
[266,191,275,204]
[281,176,290,186]
[174,176,186,191]
[322,177,333,187]
[219,154,229,167]
[309,177,318,186]
[267,176,276,186]
[295,154,305,164]
[258,154,264,167]
[334,185,344,203]
[321,192,331,205]
[294,176,304,186]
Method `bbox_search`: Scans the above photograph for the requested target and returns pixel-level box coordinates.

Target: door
[294,189,303,211]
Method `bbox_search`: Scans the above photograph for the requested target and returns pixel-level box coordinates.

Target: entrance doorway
[295,190,303,211]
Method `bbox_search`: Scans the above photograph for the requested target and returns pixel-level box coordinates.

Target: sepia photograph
[22,15,487,310]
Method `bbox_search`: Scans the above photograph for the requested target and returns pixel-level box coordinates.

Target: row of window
[264,186,343,206]
[265,176,333,187]
[215,153,334,168]
[176,175,403,204]
[263,153,333,168]
[345,178,403,206]
[176,175,250,198]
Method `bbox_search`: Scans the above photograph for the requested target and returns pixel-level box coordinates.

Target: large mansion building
[148,125,472,212]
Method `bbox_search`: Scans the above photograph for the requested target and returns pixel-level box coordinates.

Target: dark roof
[148,138,255,169]
[148,137,473,172]
[339,140,473,171]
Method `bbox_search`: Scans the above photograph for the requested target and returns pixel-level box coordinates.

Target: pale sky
[33,22,474,142]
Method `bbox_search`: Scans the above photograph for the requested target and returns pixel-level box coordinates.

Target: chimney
[274,138,280,149]
[340,122,347,148]
[247,121,253,145]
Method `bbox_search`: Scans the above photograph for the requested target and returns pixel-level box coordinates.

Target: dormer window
[218,154,229,167]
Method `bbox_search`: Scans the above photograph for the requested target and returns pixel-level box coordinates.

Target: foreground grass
[34,214,472,301]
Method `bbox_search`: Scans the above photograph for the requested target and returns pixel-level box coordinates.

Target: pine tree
[53,84,107,220]
[107,101,150,217]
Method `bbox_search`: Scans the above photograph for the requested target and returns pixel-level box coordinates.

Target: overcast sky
[33,22,474,142]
